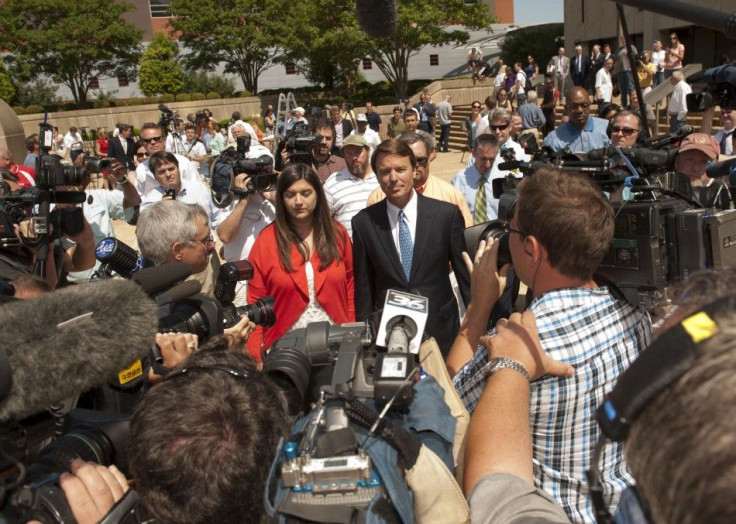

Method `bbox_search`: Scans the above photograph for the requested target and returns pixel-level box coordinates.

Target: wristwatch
[481,357,531,382]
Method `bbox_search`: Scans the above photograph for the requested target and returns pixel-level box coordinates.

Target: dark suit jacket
[107,136,135,170]
[571,54,591,84]
[413,102,436,134]
[351,194,471,355]
[340,119,353,139]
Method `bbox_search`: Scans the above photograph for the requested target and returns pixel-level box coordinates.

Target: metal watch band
[482,357,531,381]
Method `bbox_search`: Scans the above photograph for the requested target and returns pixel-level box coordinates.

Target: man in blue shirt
[543,87,610,154]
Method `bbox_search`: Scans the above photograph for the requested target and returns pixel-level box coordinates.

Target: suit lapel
[410,195,433,282]
[373,202,408,284]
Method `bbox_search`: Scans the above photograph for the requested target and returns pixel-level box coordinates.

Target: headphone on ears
[588,294,736,523]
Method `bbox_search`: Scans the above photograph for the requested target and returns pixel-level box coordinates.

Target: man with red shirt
[0,147,35,187]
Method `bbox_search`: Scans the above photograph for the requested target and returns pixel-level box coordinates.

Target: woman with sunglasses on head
[664,32,684,79]
[133,140,149,168]
[246,163,354,362]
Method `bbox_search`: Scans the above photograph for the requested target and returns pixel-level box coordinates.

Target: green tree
[280,0,373,94]
[499,23,564,72]
[139,31,185,96]
[0,0,142,105]
[0,61,15,104]
[366,0,494,99]
[168,0,285,94]
[14,79,59,107]
[183,71,237,98]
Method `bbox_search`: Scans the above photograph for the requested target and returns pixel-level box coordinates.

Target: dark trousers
[439,124,451,151]
[418,121,432,134]
[617,71,634,107]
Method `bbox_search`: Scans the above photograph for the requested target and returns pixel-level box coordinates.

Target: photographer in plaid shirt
[447,168,652,522]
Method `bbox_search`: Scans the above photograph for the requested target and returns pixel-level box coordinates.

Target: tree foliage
[13,79,59,108]
[0,61,15,104]
[499,23,564,70]
[168,0,286,94]
[0,0,143,105]
[182,71,237,98]
[366,0,494,98]
[139,31,185,96]
[279,0,373,93]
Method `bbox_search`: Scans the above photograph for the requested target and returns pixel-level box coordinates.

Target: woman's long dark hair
[274,163,343,272]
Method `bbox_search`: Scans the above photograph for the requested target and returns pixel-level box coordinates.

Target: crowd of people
[1,39,735,521]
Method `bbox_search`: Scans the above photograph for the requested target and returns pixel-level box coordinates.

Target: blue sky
[514,0,564,24]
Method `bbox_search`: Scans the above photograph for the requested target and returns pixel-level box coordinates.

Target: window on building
[285,64,296,75]
[363,58,372,70]
[117,75,129,88]
[430,54,439,66]
[149,0,170,17]
[89,76,100,90]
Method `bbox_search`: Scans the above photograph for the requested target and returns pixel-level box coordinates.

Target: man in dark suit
[107,123,135,170]
[413,93,436,135]
[352,139,471,355]
[571,45,591,87]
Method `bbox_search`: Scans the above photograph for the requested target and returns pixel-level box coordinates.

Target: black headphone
[588,294,736,523]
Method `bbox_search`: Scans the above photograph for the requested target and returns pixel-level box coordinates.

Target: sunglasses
[611,126,639,136]
[415,156,429,166]
[501,221,529,239]
[566,102,591,110]
[142,135,164,144]
[472,105,481,109]
[136,152,150,159]
[489,124,509,131]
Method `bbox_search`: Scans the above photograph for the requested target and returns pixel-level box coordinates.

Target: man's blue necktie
[398,209,413,280]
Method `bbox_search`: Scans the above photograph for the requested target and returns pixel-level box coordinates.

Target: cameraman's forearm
[216,198,249,243]
[121,172,141,209]
[446,300,493,377]
[67,222,96,272]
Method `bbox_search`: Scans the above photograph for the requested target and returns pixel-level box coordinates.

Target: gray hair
[672,70,684,82]
[397,131,431,155]
[136,200,208,264]
[526,90,538,103]
[489,107,512,125]
[230,123,246,134]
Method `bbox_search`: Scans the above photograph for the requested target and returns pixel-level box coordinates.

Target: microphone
[375,289,428,354]
[356,0,397,38]
[95,237,154,278]
[131,262,192,296]
[588,147,671,167]
[707,157,736,179]
[0,279,158,420]
[214,260,254,305]
[155,279,202,306]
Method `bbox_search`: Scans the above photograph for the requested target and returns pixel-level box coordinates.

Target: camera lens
[464,220,513,270]
[240,296,276,327]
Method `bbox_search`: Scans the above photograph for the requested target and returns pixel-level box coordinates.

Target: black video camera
[211,136,276,207]
[687,64,736,112]
[275,122,322,170]
[158,104,176,132]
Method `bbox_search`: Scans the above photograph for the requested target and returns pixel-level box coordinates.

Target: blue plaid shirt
[453,287,652,523]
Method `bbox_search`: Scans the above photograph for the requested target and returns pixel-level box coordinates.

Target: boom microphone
[356,0,397,38]
[131,262,193,296]
[0,279,158,420]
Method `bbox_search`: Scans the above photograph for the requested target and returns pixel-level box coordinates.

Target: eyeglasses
[566,102,591,110]
[142,135,164,144]
[189,233,215,249]
[136,152,149,159]
[502,221,529,239]
[471,105,481,109]
[611,126,639,136]
[489,124,509,131]
[415,156,429,165]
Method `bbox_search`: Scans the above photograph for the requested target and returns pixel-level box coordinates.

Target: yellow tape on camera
[118,360,144,385]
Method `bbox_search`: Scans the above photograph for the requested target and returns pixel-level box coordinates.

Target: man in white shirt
[323,134,379,237]
[63,126,84,163]
[714,107,735,156]
[595,58,614,103]
[181,123,207,172]
[668,70,691,132]
[350,114,381,155]
[226,111,259,145]
[135,122,201,197]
